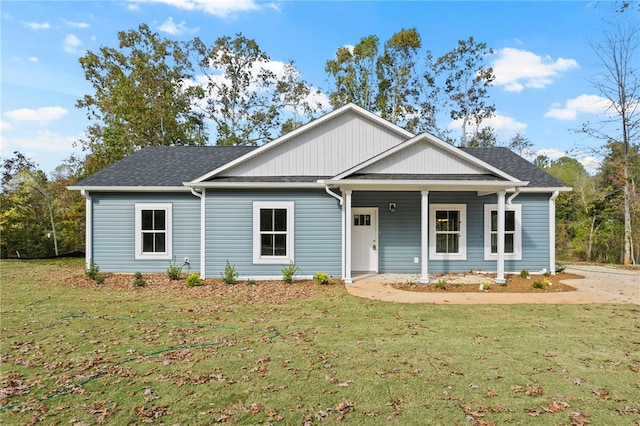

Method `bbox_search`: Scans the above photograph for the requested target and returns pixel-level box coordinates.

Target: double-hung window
[429,204,466,260]
[134,203,172,260]
[253,201,294,264]
[484,204,522,260]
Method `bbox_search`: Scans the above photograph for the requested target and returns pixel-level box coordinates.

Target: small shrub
[133,271,146,287]
[434,279,447,290]
[282,262,301,284]
[186,273,202,287]
[543,270,552,277]
[519,269,530,279]
[94,275,105,285]
[314,272,330,285]
[479,282,491,290]
[246,278,256,285]
[532,279,552,289]
[85,263,100,280]
[166,258,183,281]
[221,260,239,285]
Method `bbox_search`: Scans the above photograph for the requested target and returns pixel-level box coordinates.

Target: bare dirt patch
[63,269,343,305]
[391,272,583,293]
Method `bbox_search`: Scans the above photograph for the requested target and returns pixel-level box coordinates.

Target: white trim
[514,187,572,193]
[429,204,467,260]
[69,186,191,192]
[351,207,379,273]
[344,190,353,284]
[484,204,522,261]
[238,275,315,281]
[200,189,206,279]
[495,191,506,284]
[184,182,325,189]
[549,191,559,275]
[331,133,521,183]
[81,190,92,269]
[333,180,528,191]
[252,201,295,264]
[419,191,430,283]
[191,104,414,183]
[134,203,173,260]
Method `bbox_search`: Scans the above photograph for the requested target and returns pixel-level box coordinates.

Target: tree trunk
[623,166,632,265]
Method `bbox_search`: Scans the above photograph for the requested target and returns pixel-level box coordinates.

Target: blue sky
[0,0,631,175]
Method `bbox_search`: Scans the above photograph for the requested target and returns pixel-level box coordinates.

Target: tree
[194,34,320,146]
[1,152,58,258]
[581,23,639,265]
[432,37,495,146]
[76,24,206,175]
[468,126,498,147]
[508,132,534,157]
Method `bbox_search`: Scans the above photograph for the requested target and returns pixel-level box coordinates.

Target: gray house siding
[91,192,201,273]
[352,191,551,274]
[205,189,342,279]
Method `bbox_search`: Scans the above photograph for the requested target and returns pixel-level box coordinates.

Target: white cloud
[544,94,612,120]
[5,130,76,152]
[6,106,68,123]
[535,148,566,160]
[64,34,82,53]
[24,21,51,30]
[1,120,12,131]
[158,17,197,35]
[62,19,90,29]
[27,56,39,63]
[130,0,267,18]
[492,47,579,92]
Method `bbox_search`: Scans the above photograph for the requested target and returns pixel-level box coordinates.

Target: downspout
[320,182,345,281]
[323,184,343,205]
[549,191,559,275]
[507,188,521,206]
[190,188,206,279]
[81,190,92,270]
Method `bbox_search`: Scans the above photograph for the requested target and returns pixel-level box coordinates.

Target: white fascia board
[190,104,415,184]
[331,179,529,192]
[517,186,572,193]
[68,186,191,192]
[331,133,521,183]
[183,181,325,189]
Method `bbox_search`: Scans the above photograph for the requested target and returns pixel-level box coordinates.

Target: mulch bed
[391,272,583,293]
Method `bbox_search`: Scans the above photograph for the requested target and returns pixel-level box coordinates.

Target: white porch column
[343,190,353,284]
[200,188,206,279]
[419,190,430,283]
[495,190,506,284]
[81,190,92,270]
[549,191,559,275]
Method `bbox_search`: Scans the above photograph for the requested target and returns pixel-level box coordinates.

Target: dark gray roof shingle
[461,147,566,188]
[72,146,256,187]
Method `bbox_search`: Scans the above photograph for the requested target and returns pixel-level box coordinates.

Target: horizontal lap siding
[205,189,342,279]
[353,191,552,274]
[92,192,201,273]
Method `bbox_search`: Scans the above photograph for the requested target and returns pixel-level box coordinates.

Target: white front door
[351,208,378,272]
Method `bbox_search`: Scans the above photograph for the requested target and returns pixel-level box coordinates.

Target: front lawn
[1,259,638,425]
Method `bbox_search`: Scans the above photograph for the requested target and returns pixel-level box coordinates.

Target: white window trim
[253,201,295,264]
[429,204,466,260]
[134,203,173,260]
[484,204,522,260]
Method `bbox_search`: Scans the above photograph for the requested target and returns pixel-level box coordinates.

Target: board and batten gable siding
[352,191,552,274]
[91,192,201,273]
[359,142,487,175]
[205,189,342,279]
[219,111,407,177]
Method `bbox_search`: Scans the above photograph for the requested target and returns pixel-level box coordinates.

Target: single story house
[69,104,570,283]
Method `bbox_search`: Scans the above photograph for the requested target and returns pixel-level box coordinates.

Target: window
[429,204,466,260]
[135,203,172,260]
[484,204,522,260]
[354,214,371,226]
[253,201,294,264]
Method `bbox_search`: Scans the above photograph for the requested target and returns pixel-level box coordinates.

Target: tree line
[1,23,638,265]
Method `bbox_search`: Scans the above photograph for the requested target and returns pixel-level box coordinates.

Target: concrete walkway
[345,264,639,305]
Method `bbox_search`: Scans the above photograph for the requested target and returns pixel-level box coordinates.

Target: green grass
[1,259,639,425]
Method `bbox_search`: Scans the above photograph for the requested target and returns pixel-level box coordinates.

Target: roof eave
[184,181,326,189]
[326,179,529,192]
[68,186,191,192]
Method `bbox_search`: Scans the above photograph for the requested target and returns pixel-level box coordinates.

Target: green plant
[85,263,100,280]
[94,275,105,285]
[186,273,202,287]
[166,257,183,280]
[220,260,238,285]
[133,271,146,287]
[519,269,530,279]
[314,271,330,285]
[282,261,300,284]
[246,278,256,285]
[434,279,447,290]
[479,282,491,290]
[532,279,552,289]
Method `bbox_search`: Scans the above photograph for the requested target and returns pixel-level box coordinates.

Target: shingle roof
[461,147,566,188]
[72,146,256,187]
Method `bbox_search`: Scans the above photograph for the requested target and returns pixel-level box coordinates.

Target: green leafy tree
[76,24,206,175]
[194,34,320,146]
[508,132,534,157]
[432,37,495,146]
